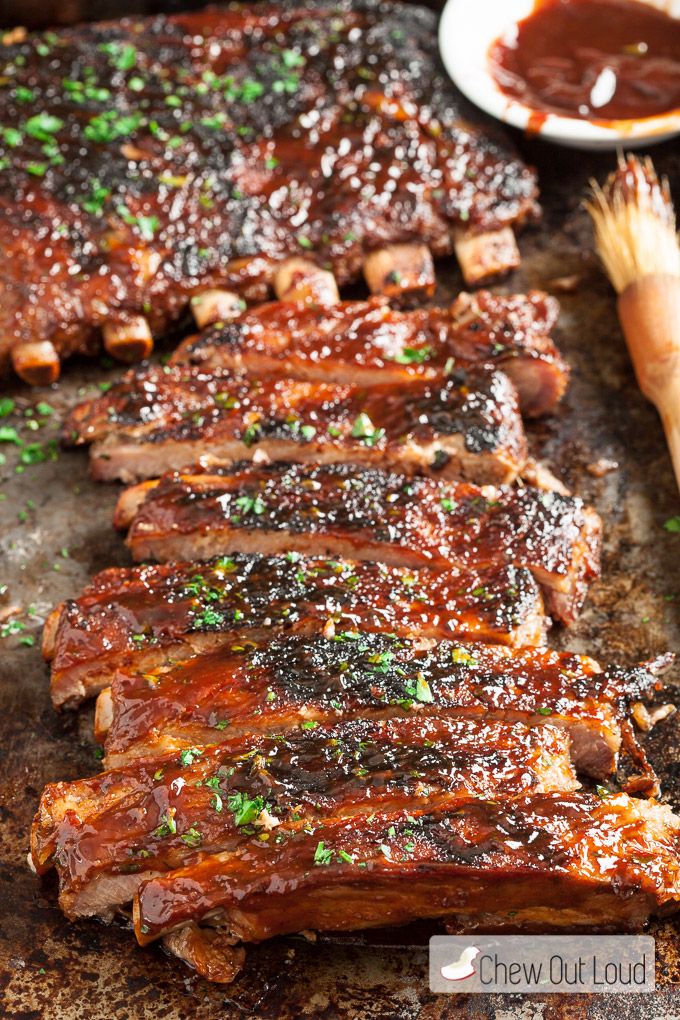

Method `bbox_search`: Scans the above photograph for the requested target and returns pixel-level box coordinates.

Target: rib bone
[454,228,521,286]
[273,257,340,305]
[363,243,436,301]
[190,291,245,329]
[102,317,153,363]
[11,341,60,386]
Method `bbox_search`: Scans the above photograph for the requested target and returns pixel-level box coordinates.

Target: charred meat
[64,369,528,486]
[114,462,601,624]
[44,554,547,708]
[31,715,578,919]
[94,632,659,778]
[170,291,567,417]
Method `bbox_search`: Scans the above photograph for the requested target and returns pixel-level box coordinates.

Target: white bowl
[438,0,680,150]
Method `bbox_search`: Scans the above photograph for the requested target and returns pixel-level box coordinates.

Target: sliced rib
[168,292,566,417]
[115,462,601,624]
[44,555,546,709]
[65,369,528,486]
[31,715,577,919]
[132,794,680,955]
[96,633,660,778]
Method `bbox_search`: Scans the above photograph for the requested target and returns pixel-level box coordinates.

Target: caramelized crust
[116,462,601,624]
[45,554,547,708]
[98,632,659,777]
[0,1,538,372]
[31,716,577,918]
[169,292,566,417]
[132,793,680,947]
[64,369,527,485]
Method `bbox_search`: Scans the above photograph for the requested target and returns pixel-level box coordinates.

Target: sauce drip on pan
[489,0,680,121]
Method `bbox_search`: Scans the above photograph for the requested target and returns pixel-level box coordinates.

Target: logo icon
[440,945,481,982]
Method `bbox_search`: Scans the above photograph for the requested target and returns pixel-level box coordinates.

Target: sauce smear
[489,0,680,121]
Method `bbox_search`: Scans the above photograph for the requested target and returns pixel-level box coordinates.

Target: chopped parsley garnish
[179,747,203,766]
[390,346,432,365]
[314,841,334,865]
[194,606,226,628]
[84,111,142,144]
[404,671,434,704]
[227,791,267,827]
[351,413,385,447]
[25,113,63,141]
[180,826,202,848]
[115,204,159,241]
[451,647,478,667]
[152,810,177,838]
[233,493,266,516]
[664,517,680,533]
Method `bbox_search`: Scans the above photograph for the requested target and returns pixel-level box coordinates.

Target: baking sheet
[0,126,679,1019]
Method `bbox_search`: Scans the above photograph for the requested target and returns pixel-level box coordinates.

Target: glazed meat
[31,715,578,919]
[131,794,680,966]
[170,291,567,417]
[44,554,547,709]
[94,632,661,779]
[64,368,528,485]
[114,462,601,624]
[0,0,538,381]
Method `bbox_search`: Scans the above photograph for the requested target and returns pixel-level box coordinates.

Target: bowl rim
[438,0,680,144]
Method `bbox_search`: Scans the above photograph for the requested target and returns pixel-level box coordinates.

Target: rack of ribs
[113,462,601,624]
[93,633,663,780]
[31,715,579,921]
[43,554,548,709]
[170,290,567,418]
[64,366,528,485]
[0,0,539,383]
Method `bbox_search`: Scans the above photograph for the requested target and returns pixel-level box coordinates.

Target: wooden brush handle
[617,274,680,493]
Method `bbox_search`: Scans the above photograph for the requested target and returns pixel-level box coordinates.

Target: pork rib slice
[44,554,547,709]
[94,632,661,781]
[64,368,527,487]
[114,462,601,625]
[169,291,566,417]
[0,1,538,378]
[31,715,577,920]
[131,793,680,975]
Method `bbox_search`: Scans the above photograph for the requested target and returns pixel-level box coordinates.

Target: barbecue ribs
[0,0,539,381]
[114,462,601,624]
[169,291,567,417]
[132,794,680,957]
[44,553,547,708]
[64,366,528,485]
[31,715,578,920]
[93,633,659,779]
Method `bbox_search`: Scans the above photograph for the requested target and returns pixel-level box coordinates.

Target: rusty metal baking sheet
[1,113,680,1020]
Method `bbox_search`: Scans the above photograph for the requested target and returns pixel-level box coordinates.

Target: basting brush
[585,153,680,492]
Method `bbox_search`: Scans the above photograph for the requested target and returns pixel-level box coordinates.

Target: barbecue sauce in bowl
[489,0,680,122]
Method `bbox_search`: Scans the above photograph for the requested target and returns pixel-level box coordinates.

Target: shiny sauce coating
[489,0,680,121]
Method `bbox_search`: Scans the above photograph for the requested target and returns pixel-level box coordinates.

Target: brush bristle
[585,154,680,294]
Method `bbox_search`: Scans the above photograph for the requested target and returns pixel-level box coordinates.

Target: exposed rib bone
[102,317,153,363]
[363,244,435,301]
[454,227,520,286]
[273,258,340,305]
[11,341,60,385]
[190,290,245,329]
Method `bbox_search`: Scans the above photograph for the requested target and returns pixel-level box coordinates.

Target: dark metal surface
[1,118,680,1020]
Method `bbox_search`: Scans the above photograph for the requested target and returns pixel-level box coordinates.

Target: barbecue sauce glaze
[489,0,680,121]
